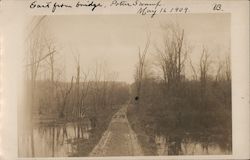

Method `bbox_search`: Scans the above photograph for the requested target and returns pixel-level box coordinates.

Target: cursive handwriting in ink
[110,0,138,7]
[137,7,157,18]
[110,0,161,9]
[76,1,103,11]
[138,0,161,10]
[52,2,72,13]
[30,1,52,9]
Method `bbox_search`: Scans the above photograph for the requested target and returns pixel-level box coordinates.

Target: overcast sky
[38,14,230,83]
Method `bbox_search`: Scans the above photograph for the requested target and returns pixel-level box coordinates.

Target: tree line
[20,17,130,157]
[131,23,231,155]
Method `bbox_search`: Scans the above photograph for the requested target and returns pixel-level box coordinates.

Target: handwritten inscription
[30,1,51,9]
[110,0,189,18]
[76,1,103,11]
[110,0,161,8]
[29,0,189,17]
[30,1,103,13]
[137,6,189,18]
[52,2,72,13]
[110,0,138,7]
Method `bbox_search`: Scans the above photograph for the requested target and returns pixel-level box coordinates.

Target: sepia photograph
[17,14,232,157]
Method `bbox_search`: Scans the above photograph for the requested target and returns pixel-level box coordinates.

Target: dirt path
[89,105,143,157]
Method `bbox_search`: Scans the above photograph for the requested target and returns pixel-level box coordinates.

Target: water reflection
[19,121,92,157]
[19,122,231,157]
[155,135,231,155]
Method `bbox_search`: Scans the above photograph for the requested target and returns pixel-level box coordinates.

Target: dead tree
[134,35,150,104]
[215,55,230,83]
[69,52,88,119]
[56,76,74,118]
[99,63,108,108]
[25,22,53,157]
[79,70,90,118]
[155,25,187,94]
[75,55,80,118]
[106,72,118,106]
[189,57,198,81]
[43,38,57,113]
[27,32,43,157]
[199,47,210,97]
[93,61,102,112]
[215,60,223,83]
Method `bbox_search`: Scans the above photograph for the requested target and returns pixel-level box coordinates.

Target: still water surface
[19,122,91,157]
[155,135,231,155]
[19,122,231,157]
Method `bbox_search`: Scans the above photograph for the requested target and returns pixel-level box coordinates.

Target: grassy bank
[69,105,122,156]
[127,104,157,156]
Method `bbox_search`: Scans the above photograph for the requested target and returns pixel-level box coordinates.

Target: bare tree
[74,55,81,118]
[215,54,231,83]
[92,61,102,115]
[70,54,91,121]
[25,21,52,157]
[26,30,43,157]
[45,39,56,83]
[106,72,118,106]
[79,70,90,117]
[155,24,187,93]
[189,57,198,81]
[134,35,150,103]
[56,76,74,118]
[43,38,58,114]
[199,47,210,97]
[215,60,223,83]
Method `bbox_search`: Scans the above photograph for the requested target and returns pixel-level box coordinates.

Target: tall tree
[134,35,150,104]
[155,24,187,94]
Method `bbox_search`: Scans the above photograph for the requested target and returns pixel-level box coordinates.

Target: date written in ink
[158,7,189,14]
[169,7,189,13]
[138,6,189,18]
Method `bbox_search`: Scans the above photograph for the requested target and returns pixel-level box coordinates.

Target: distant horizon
[30,78,132,85]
